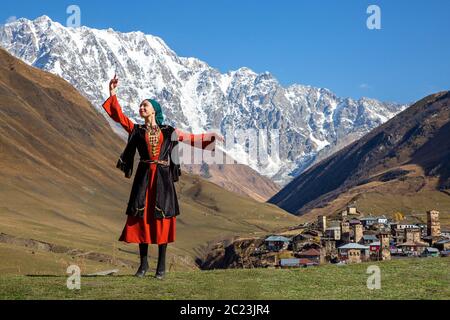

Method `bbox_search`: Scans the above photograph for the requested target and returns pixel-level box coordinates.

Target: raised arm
[101,75,134,134]
[175,129,223,151]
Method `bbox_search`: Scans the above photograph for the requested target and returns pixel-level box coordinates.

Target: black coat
[116,124,181,219]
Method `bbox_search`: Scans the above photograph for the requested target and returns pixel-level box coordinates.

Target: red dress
[102,95,215,244]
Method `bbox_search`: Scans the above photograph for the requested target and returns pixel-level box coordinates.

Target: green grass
[1,257,448,300]
[0,171,300,272]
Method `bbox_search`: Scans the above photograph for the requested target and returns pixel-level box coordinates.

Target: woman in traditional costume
[102,75,222,279]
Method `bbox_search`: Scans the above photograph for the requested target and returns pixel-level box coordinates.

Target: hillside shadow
[408,120,450,190]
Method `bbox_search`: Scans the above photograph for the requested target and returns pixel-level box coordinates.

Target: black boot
[155,244,167,279]
[135,243,149,278]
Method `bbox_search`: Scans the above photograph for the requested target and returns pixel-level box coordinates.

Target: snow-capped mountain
[0,16,408,185]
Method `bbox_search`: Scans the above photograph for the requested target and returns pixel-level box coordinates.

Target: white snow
[0,15,408,185]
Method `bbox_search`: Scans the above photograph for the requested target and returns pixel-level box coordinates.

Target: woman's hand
[212,132,225,144]
[109,74,119,96]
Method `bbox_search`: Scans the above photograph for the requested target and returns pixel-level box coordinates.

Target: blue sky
[1,0,449,104]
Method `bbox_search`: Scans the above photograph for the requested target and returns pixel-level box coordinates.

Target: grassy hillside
[0,258,448,300]
[183,159,281,202]
[0,172,299,274]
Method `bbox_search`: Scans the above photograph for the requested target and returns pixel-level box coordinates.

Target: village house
[441,230,450,238]
[391,228,403,243]
[279,258,300,268]
[361,234,378,245]
[396,241,429,256]
[340,221,350,243]
[321,238,337,260]
[279,258,318,268]
[369,241,381,255]
[434,239,450,251]
[404,227,422,243]
[346,204,359,215]
[265,235,290,252]
[440,250,450,257]
[325,226,341,241]
[349,219,361,226]
[390,223,419,244]
[390,222,418,230]
[416,223,428,237]
[338,243,369,264]
[290,233,317,252]
[296,248,323,264]
[421,247,440,257]
[367,233,391,260]
[360,217,377,228]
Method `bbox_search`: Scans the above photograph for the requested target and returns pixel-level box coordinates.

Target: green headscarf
[146,99,164,125]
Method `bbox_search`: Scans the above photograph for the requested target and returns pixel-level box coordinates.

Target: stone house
[396,241,428,256]
[265,235,290,252]
[338,243,369,263]
[434,239,450,251]
[296,248,323,264]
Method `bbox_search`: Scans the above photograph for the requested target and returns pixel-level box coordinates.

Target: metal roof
[280,258,300,266]
[298,248,321,256]
[338,243,370,250]
[363,235,378,240]
[361,216,387,221]
[396,241,429,247]
[265,235,291,242]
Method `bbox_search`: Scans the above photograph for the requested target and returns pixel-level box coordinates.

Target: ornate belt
[140,159,169,166]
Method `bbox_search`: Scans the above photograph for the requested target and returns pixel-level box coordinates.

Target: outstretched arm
[175,129,224,150]
[101,75,134,134]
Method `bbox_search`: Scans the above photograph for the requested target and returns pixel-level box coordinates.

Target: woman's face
[139,100,155,119]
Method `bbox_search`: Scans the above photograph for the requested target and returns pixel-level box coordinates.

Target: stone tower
[353,223,363,244]
[427,210,440,237]
[378,232,391,261]
[341,221,350,234]
[341,221,350,242]
[318,215,327,232]
[347,204,357,215]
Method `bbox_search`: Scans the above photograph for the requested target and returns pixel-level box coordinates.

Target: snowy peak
[0,15,408,185]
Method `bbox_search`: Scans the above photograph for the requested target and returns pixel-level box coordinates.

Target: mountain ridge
[0,15,407,185]
[269,90,450,225]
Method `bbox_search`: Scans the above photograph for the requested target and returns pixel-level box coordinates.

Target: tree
[393,212,405,222]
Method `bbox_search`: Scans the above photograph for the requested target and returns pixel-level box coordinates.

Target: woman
[102,75,223,279]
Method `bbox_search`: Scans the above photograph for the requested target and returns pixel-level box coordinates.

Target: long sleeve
[102,95,135,134]
[175,128,216,151]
